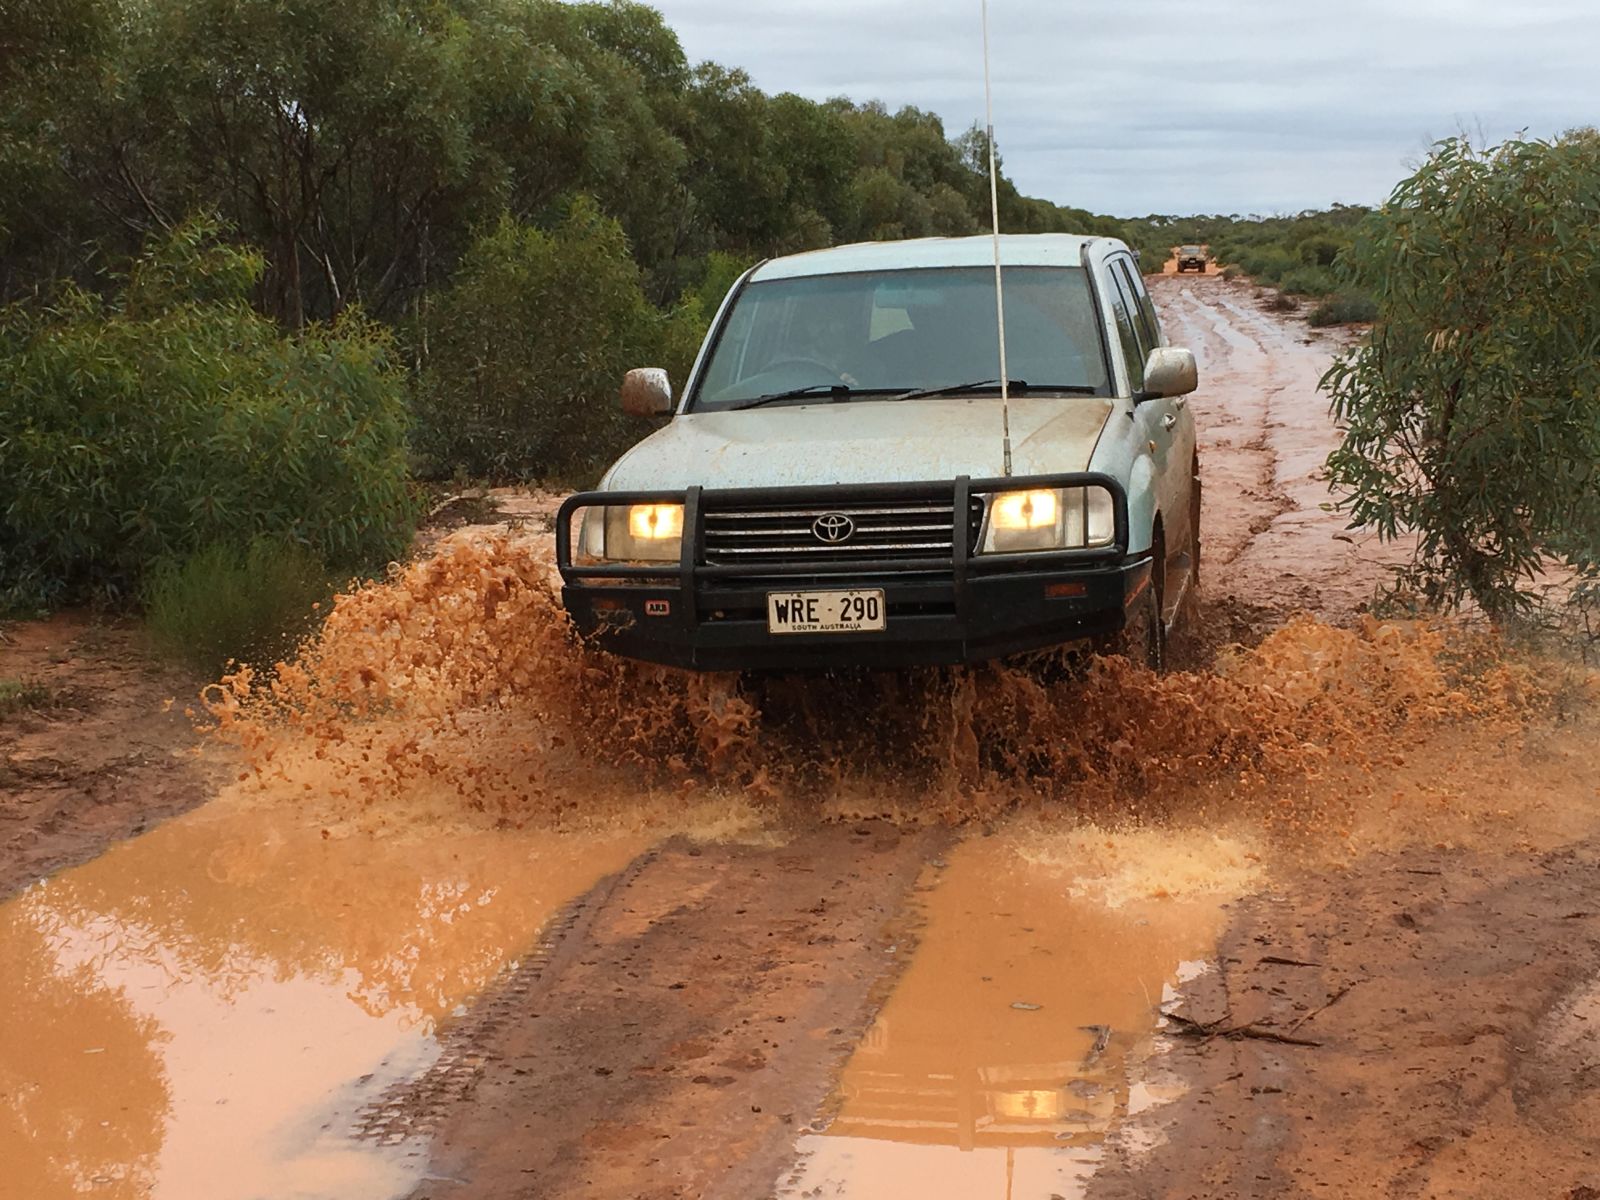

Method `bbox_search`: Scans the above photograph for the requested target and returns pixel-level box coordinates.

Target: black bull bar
[554,473,1144,670]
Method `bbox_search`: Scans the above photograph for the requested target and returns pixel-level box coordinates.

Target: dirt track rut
[410,826,943,1200]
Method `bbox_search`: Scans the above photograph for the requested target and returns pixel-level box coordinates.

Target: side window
[1106,280,1145,393]
[1118,260,1163,350]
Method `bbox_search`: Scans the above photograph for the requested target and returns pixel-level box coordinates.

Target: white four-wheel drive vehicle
[556,234,1200,671]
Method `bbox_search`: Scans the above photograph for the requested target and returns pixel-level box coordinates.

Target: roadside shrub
[0,678,54,719]
[1296,235,1343,267]
[143,539,335,675]
[1325,134,1600,620]
[1277,265,1337,297]
[415,199,703,481]
[1308,292,1378,327]
[1266,292,1299,312]
[1138,244,1175,274]
[1234,245,1297,285]
[684,250,756,325]
[1221,264,1244,280]
[0,219,416,609]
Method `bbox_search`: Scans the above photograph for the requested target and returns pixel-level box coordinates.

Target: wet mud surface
[0,616,216,902]
[1153,274,1409,634]
[1093,844,1600,1200]
[5,275,1600,1200]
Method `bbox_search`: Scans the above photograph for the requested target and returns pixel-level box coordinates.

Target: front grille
[701,496,984,567]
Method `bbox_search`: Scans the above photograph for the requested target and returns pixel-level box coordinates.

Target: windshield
[1181,245,1203,254]
[688,266,1110,411]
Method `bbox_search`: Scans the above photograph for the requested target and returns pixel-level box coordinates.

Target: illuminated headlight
[583,503,685,562]
[982,487,1115,553]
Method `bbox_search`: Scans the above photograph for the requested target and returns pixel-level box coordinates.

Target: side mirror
[620,367,673,417]
[1139,347,1198,400]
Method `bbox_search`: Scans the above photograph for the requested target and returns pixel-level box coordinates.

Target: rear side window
[1107,291,1143,392]
[1106,265,1148,392]
[1118,260,1164,350]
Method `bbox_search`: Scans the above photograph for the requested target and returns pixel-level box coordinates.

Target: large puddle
[778,831,1243,1198]
[0,796,645,1200]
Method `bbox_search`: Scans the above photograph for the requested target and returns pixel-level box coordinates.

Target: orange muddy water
[0,796,645,1200]
[778,834,1227,1199]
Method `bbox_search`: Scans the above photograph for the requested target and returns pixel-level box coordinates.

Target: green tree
[415,199,699,480]
[1323,135,1600,619]
[0,219,415,608]
[0,0,114,299]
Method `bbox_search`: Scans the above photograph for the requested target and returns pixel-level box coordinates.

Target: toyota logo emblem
[812,513,855,544]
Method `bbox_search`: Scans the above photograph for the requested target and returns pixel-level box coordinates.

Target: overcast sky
[647,0,1597,217]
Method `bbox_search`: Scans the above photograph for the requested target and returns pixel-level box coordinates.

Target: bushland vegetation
[1324,133,1600,628]
[0,220,414,618]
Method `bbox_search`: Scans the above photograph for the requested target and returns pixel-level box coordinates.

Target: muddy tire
[1174,470,1202,636]
[1105,540,1166,672]
[1190,471,1202,591]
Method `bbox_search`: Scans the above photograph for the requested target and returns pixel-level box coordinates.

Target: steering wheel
[762,356,856,387]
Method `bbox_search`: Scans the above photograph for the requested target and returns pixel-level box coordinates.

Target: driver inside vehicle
[752,289,868,389]
[862,296,977,384]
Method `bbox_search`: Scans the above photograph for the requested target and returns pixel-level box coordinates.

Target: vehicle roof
[749,234,1112,282]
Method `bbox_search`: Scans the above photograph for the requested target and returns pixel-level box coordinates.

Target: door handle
[1162,413,1179,431]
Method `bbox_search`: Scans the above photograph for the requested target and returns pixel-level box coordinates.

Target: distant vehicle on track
[1176,245,1208,273]
[557,234,1201,672]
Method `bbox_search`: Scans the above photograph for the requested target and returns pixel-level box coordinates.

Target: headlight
[584,503,685,562]
[627,503,683,542]
[982,487,1115,553]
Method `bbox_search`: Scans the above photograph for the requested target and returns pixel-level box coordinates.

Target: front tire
[1106,544,1166,672]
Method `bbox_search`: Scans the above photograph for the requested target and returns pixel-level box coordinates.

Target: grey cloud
[647,0,1599,216]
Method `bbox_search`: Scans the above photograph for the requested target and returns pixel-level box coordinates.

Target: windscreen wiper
[887,379,1101,403]
[886,378,1016,403]
[729,384,899,411]
[734,383,847,410]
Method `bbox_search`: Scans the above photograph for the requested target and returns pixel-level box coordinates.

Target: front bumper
[555,473,1149,673]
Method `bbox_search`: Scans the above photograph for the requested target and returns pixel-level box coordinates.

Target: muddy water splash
[205,537,769,828]
[208,537,1559,830]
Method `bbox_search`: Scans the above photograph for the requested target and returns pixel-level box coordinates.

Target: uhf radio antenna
[981,0,1013,476]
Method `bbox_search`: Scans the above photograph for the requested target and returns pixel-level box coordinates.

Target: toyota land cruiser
[556,234,1200,672]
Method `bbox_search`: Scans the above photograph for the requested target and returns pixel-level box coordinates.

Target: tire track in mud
[353,851,663,1150]
[1151,278,1298,627]
[407,824,950,1200]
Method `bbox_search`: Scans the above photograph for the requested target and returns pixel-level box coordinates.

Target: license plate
[766,589,886,635]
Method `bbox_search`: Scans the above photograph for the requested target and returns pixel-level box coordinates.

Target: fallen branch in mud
[1162,1011,1324,1048]
[1287,981,1360,1035]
